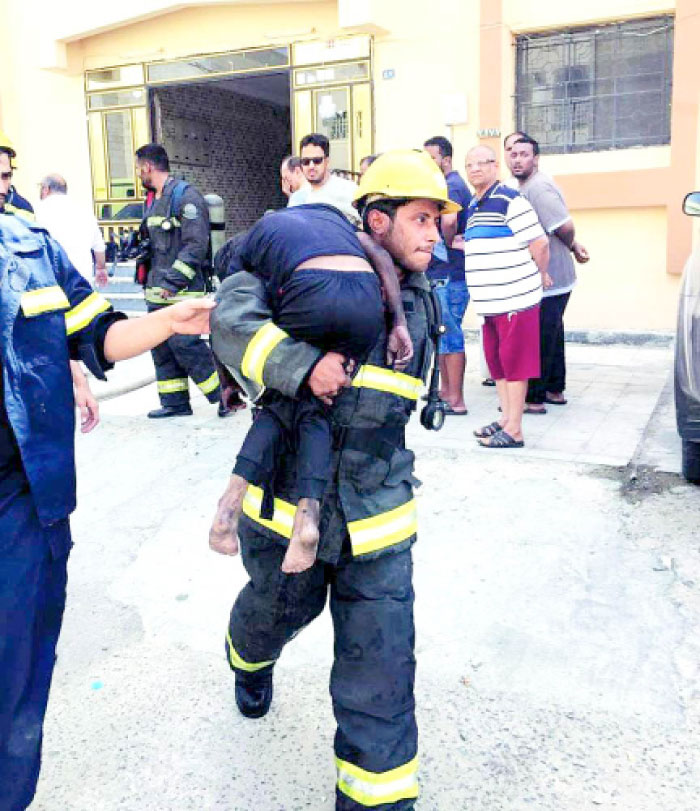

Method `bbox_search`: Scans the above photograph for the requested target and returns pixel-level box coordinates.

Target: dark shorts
[276,268,384,361]
[482,304,541,381]
[434,279,469,355]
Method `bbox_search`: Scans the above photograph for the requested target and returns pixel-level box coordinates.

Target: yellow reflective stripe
[241,322,289,385]
[242,485,295,539]
[172,259,196,280]
[347,499,417,557]
[352,365,422,401]
[20,285,70,316]
[157,378,188,394]
[336,756,419,807]
[64,292,111,336]
[6,204,35,222]
[226,630,276,672]
[144,287,206,305]
[197,370,219,395]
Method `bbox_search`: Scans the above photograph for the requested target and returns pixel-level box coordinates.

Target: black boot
[235,670,273,719]
[147,405,193,419]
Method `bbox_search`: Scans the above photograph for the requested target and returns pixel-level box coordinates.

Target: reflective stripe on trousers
[242,485,417,558]
[336,757,419,808]
[227,533,418,809]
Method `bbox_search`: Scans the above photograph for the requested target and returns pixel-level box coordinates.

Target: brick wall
[155,82,290,236]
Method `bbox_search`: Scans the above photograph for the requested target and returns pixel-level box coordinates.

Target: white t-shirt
[35,194,105,281]
[288,173,360,225]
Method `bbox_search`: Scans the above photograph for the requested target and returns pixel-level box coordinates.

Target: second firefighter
[135,142,224,418]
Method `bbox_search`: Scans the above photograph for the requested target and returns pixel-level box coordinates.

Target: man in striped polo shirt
[464,145,551,448]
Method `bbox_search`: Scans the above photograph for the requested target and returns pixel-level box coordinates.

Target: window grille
[515,16,674,153]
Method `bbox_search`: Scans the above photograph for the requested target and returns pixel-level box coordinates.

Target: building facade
[1,0,699,331]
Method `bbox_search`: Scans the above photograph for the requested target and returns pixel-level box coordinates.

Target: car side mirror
[683,191,700,216]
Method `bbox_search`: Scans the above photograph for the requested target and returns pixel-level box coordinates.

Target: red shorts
[482,305,541,382]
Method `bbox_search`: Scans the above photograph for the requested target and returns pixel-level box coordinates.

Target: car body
[674,191,700,483]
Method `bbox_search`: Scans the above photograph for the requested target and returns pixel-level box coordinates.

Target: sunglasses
[301,156,325,167]
[0,171,12,181]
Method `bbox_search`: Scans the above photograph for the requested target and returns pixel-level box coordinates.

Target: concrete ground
[31,340,700,811]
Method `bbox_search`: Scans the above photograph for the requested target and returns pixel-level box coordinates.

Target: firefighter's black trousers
[227,522,418,810]
[147,303,221,408]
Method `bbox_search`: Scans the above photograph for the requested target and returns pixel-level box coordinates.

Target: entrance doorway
[151,71,291,235]
[85,36,373,240]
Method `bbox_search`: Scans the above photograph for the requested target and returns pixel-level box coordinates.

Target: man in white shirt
[288,133,359,225]
[35,174,108,287]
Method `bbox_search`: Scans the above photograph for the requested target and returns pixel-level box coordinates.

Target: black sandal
[478,429,524,448]
[473,421,501,438]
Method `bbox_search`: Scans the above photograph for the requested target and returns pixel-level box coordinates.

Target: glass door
[292,54,373,174]
[314,87,351,170]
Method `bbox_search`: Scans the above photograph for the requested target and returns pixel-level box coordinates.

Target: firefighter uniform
[143,176,220,409]
[0,131,35,222]
[211,266,436,810]
[0,213,124,810]
[4,187,34,221]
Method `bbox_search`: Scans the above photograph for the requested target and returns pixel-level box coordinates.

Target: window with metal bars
[514,16,674,154]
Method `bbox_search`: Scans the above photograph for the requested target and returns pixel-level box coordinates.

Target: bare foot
[281,498,320,574]
[209,474,248,556]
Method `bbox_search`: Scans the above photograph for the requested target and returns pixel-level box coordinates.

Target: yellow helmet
[0,130,16,159]
[353,149,461,215]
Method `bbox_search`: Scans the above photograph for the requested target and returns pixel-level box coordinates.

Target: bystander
[36,174,108,287]
[509,135,590,410]
[464,145,550,448]
[288,133,358,224]
[280,155,307,198]
[424,135,472,415]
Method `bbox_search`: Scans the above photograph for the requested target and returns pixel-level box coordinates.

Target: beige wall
[1,0,695,331]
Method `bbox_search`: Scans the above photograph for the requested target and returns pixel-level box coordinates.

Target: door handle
[356,110,363,138]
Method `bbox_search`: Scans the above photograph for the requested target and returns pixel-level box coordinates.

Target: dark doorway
[151,71,291,235]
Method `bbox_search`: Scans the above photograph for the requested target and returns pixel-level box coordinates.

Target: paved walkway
[409,339,678,471]
[31,340,698,811]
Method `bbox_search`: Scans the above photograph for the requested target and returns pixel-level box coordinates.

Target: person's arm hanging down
[356,231,413,369]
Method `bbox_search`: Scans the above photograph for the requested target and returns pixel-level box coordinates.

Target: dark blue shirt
[0,360,22,478]
[428,170,472,283]
[229,204,366,296]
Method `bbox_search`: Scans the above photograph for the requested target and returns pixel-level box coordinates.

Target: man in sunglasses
[288,132,359,224]
[0,132,34,221]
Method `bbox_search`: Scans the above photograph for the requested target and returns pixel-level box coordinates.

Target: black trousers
[147,303,221,408]
[234,391,331,503]
[226,520,418,810]
[527,292,571,405]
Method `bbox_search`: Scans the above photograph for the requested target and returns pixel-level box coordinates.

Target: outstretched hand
[168,298,216,335]
[387,324,413,370]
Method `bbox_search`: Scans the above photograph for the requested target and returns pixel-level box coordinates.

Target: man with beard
[288,133,359,224]
[134,143,224,418]
[209,150,458,810]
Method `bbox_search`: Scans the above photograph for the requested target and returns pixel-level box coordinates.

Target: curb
[463,327,674,347]
[94,375,155,402]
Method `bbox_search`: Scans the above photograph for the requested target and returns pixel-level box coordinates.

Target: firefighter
[209,150,461,810]
[0,131,35,220]
[0,200,214,810]
[135,143,224,418]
